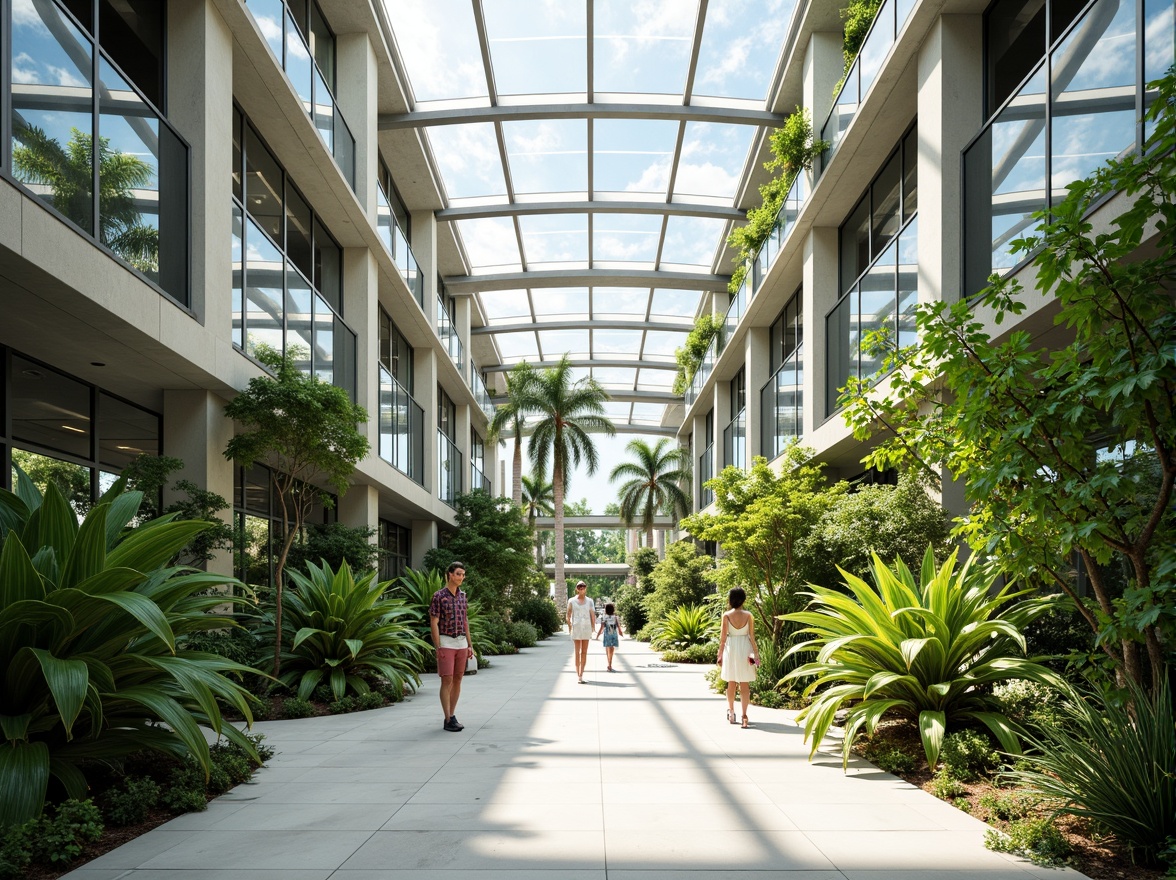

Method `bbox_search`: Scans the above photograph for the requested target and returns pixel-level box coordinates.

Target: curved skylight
[383,0,799,435]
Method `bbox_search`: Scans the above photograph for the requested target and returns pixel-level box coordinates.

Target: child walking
[717,587,760,728]
[593,602,624,671]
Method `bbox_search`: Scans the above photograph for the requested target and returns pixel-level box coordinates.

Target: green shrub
[660,642,718,664]
[358,691,385,710]
[940,729,1000,781]
[0,472,258,829]
[281,697,315,719]
[978,790,1039,822]
[481,614,511,649]
[929,768,967,800]
[862,741,917,776]
[512,597,562,637]
[507,620,538,649]
[179,627,257,666]
[163,787,208,814]
[784,548,1062,769]
[753,689,787,709]
[1004,679,1176,865]
[496,642,518,655]
[0,799,106,874]
[102,777,161,826]
[992,679,1063,735]
[952,797,971,812]
[642,541,717,626]
[635,622,658,642]
[328,696,357,714]
[650,604,718,650]
[985,818,1071,866]
[267,561,430,701]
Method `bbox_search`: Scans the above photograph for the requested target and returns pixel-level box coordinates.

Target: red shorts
[437,647,468,677]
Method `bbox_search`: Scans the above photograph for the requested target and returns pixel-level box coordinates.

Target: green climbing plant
[672,312,724,395]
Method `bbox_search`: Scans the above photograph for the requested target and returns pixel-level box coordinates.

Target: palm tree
[527,356,615,602]
[487,362,536,508]
[609,438,692,548]
[521,471,555,567]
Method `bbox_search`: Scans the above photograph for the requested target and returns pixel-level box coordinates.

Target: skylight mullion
[683,0,709,102]
[587,119,595,200]
[665,121,687,203]
[653,215,670,271]
[471,0,498,103]
[586,0,594,102]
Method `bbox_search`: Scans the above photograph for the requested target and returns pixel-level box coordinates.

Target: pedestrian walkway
[63,635,1086,879]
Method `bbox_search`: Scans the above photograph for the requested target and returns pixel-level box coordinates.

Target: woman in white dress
[566,581,596,683]
[717,587,760,728]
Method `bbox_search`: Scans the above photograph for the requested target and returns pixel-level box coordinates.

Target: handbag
[465,652,478,675]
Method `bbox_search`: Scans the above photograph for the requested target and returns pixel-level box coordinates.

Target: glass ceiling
[385,0,799,433]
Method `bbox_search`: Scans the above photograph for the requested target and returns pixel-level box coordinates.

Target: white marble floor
[61,634,1087,879]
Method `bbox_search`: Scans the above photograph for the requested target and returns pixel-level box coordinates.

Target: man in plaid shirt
[429,561,473,732]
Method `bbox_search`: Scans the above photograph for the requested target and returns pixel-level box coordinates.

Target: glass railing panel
[1144,0,1176,137]
[334,109,355,189]
[857,1,895,100]
[896,0,917,30]
[312,66,334,154]
[377,187,394,254]
[438,431,462,507]
[723,410,746,471]
[822,72,858,159]
[472,369,494,419]
[761,351,803,462]
[471,466,491,494]
[379,365,424,484]
[286,263,313,374]
[251,0,285,60]
[1049,0,1137,201]
[285,11,313,116]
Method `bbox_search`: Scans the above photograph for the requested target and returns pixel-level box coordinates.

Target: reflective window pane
[315,295,335,384]
[286,185,313,282]
[313,218,341,311]
[859,240,898,378]
[898,218,918,350]
[232,205,244,348]
[245,125,283,246]
[11,448,91,514]
[99,0,164,109]
[245,219,285,357]
[840,196,870,291]
[286,9,313,115]
[11,355,92,459]
[286,262,313,372]
[97,393,159,469]
[903,127,918,220]
[871,151,902,257]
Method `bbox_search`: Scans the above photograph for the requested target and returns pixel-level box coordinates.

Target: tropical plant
[840,70,1176,694]
[525,355,615,602]
[0,472,257,830]
[783,548,1064,769]
[642,540,716,626]
[672,312,723,395]
[521,472,554,565]
[1003,679,1175,866]
[615,546,659,634]
[841,0,885,71]
[223,346,369,676]
[12,125,159,273]
[609,438,691,546]
[511,596,561,637]
[262,560,430,701]
[487,362,536,507]
[394,567,444,642]
[650,604,719,650]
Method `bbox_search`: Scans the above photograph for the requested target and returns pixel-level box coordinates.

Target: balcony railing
[471,367,495,419]
[471,465,491,495]
[819,0,917,170]
[378,365,425,485]
[698,444,714,509]
[246,0,355,189]
[961,0,1162,295]
[437,295,464,374]
[722,409,746,472]
[438,431,463,507]
[760,347,803,462]
[684,172,807,408]
[376,184,424,307]
[8,0,189,305]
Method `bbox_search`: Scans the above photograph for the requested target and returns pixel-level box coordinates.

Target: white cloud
[388,0,486,102]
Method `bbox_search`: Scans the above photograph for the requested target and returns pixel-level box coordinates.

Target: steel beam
[446,269,728,293]
[436,200,745,222]
[379,101,787,130]
[472,319,688,335]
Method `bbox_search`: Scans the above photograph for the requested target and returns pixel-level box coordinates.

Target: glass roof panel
[388,0,488,103]
[593,0,695,95]
[454,217,522,271]
[592,287,651,319]
[531,288,589,318]
[660,216,727,268]
[630,402,667,423]
[427,124,507,199]
[495,331,540,361]
[694,0,797,100]
[479,289,532,322]
[503,119,588,194]
[601,401,633,420]
[538,329,590,358]
[651,289,703,317]
[593,329,645,356]
[674,122,756,199]
[592,119,679,195]
[643,329,687,359]
[593,213,662,265]
[637,368,676,389]
[518,214,589,268]
[483,0,587,96]
[593,367,638,388]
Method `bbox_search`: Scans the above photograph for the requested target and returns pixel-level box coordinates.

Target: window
[379,308,415,394]
[724,368,746,471]
[985,0,1086,115]
[762,288,804,459]
[379,520,411,581]
[699,408,715,509]
[231,107,354,396]
[438,387,456,441]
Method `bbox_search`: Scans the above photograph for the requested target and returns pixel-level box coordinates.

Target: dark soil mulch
[856,721,1166,880]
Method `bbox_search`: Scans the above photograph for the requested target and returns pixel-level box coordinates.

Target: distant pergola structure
[532,514,678,566]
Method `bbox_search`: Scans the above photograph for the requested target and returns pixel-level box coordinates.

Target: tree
[284,522,381,575]
[682,445,843,644]
[526,356,615,602]
[840,71,1176,693]
[521,470,554,566]
[223,347,369,677]
[487,362,536,507]
[610,437,691,546]
[643,540,717,625]
[422,489,538,607]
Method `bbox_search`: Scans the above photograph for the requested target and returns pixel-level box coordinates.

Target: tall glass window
[698,409,715,509]
[378,520,411,582]
[7,0,188,304]
[377,157,423,306]
[723,368,746,471]
[230,107,355,397]
[377,307,423,484]
[828,126,918,416]
[761,288,804,460]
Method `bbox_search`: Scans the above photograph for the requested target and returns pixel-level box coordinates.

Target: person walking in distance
[429,562,473,732]
[593,602,624,671]
[717,587,760,728]
[566,581,596,683]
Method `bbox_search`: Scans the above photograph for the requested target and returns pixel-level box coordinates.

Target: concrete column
[804,30,845,139]
[918,15,983,305]
[803,226,839,434]
[167,1,233,333]
[454,295,472,377]
[411,210,438,330]
[415,347,439,494]
[162,390,235,577]
[745,326,770,461]
[335,32,378,217]
[338,483,378,534]
[343,248,378,446]
[411,519,438,569]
